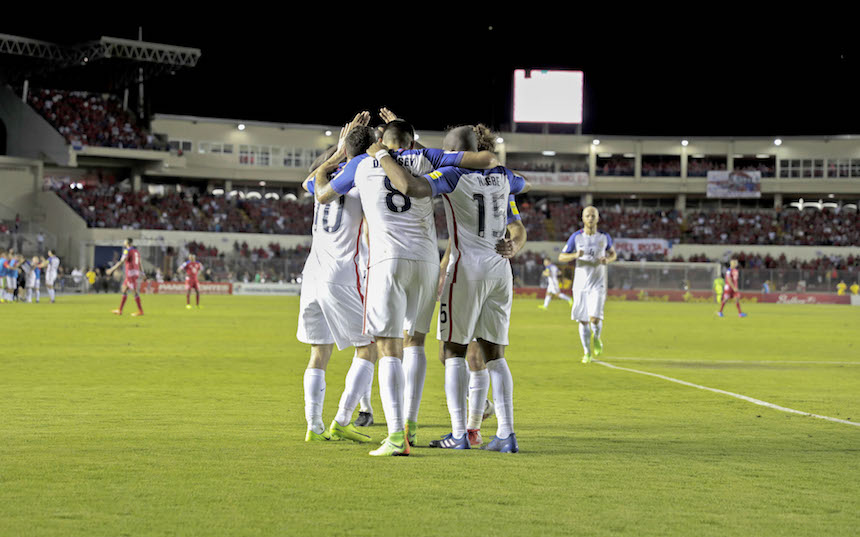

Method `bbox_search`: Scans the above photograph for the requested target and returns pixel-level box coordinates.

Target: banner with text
[707,170,762,198]
[522,171,589,187]
[613,238,672,257]
[232,282,302,296]
[141,282,233,295]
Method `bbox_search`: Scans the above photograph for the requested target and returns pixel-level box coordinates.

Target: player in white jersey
[558,206,617,363]
[538,258,572,310]
[44,250,60,303]
[297,114,380,445]
[378,125,529,453]
[317,118,499,456]
[24,256,46,303]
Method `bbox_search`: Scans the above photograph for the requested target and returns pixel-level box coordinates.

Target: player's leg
[47,281,54,302]
[480,341,518,453]
[465,341,490,446]
[329,343,376,442]
[735,294,746,317]
[370,336,409,456]
[304,343,334,439]
[572,291,592,361]
[718,291,729,315]
[356,354,375,427]
[132,279,143,315]
[195,286,200,307]
[588,290,606,356]
[541,290,553,309]
[428,340,470,449]
[114,282,129,314]
[26,285,33,303]
[35,280,41,303]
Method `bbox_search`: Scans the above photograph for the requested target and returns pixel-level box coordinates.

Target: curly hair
[473,124,496,152]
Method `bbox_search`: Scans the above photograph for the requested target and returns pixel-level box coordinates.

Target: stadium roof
[0,33,200,90]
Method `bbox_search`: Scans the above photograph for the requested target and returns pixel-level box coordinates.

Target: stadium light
[598,153,612,158]
[414,134,421,141]
[237,124,246,131]
[259,181,266,186]
[733,154,744,158]
[755,154,770,159]
[496,137,504,144]
[774,138,783,146]
[592,139,600,145]
[212,188,224,196]
[324,130,332,136]
[265,193,279,200]
[692,154,705,158]
[623,153,635,158]
[542,150,556,157]
[828,194,835,198]
[284,193,299,201]
[681,139,689,146]
[246,192,262,199]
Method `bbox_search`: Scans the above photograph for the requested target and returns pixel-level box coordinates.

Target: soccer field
[1,295,858,536]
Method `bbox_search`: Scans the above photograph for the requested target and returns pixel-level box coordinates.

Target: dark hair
[344,126,376,158]
[473,124,496,152]
[309,145,338,172]
[442,125,478,152]
[382,119,414,148]
[127,238,134,245]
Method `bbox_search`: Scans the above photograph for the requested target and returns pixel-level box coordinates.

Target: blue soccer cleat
[716,311,724,318]
[428,432,470,449]
[739,312,748,318]
[481,433,519,453]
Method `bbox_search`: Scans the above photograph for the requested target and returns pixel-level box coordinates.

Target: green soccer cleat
[567,298,574,306]
[406,420,418,446]
[581,353,593,364]
[592,337,603,357]
[186,304,192,309]
[537,304,548,310]
[305,428,331,442]
[369,431,410,456]
[329,420,372,443]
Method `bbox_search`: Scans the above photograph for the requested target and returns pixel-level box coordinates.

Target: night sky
[5,10,859,136]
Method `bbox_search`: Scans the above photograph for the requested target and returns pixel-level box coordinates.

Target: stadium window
[181,141,192,152]
[239,145,249,165]
[271,147,281,166]
[852,159,860,177]
[733,155,775,178]
[688,155,727,177]
[259,146,270,166]
[168,140,180,151]
[283,148,296,167]
[198,142,209,154]
[558,155,588,172]
[248,145,259,165]
[223,144,233,154]
[839,160,850,178]
[595,154,634,177]
[813,159,824,178]
[210,143,222,154]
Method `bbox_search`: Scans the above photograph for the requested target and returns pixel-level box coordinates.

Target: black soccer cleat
[355,411,374,427]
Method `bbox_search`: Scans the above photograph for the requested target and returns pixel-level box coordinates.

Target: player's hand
[367,142,389,157]
[598,256,609,265]
[575,249,585,259]
[495,238,515,258]
[380,107,398,123]
[346,111,371,132]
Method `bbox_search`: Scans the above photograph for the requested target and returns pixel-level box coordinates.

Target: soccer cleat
[186,304,192,309]
[369,431,410,456]
[428,432,470,449]
[131,311,144,317]
[592,337,603,357]
[581,353,592,364]
[567,298,574,306]
[482,399,495,422]
[329,420,372,443]
[481,433,519,453]
[537,305,548,310]
[355,411,374,427]
[406,420,418,446]
[305,428,332,442]
[467,428,483,447]
[716,311,724,317]
[739,312,748,318]
[111,309,122,315]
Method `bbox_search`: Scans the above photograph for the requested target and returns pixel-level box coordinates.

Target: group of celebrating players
[0,248,61,304]
[298,110,617,456]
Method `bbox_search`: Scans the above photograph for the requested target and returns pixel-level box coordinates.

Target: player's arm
[457,151,500,170]
[106,251,127,275]
[438,240,452,299]
[496,195,526,259]
[369,142,433,197]
[599,247,618,265]
[314,148,349,204]
[380,107,426,149]
[558,233,584,264]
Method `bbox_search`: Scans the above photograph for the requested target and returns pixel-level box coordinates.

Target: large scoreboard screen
[513,69,584,124]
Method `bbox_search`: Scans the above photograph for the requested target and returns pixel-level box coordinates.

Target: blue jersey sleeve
[423,148,464,169]
[424,167,466,197]
[328,155,364,195]
[603,232,613,249]
[506,168,527,195]
[306,178,315,194]
[506,195,522,224]
[562,231,580,254]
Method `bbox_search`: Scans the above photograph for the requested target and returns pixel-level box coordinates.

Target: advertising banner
[523,171,589,187]
[512,287,851,304]
[707,170,762,198]
[612,238,671,257]
[232,282,302,296]
[141,282,233,295]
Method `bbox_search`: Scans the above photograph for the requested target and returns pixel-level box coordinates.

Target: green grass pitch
[1,294,858,536]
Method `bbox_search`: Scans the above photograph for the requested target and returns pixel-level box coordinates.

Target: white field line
[608,357,860,366]
[596,360,860,428]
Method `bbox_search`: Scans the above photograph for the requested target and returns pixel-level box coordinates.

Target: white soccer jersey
[305,179,366,287]
[562,229,614,291]
[329,149,466,267]
[545,264,561,287]
[46,256,60,278]
[424,166,527,281]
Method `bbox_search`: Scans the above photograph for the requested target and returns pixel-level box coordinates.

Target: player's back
[124,247,141,276]
[305,185,365,285]
[48,256,60,274]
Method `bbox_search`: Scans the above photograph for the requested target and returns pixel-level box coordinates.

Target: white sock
[444,358,468,437]
[558,293,571,301]
[303,368,326,434]
[26,289,32,302]
[36,289,41,302]
[591,319,602,340]
[359,373,374,414]
[467,368,489,430]
[543,294,552,307]
[378,356,405,435]
[402,346,426,424]
[487,358,514,439]
[48,289,54,302]
[334,357,375,426]
[579,323,592,355]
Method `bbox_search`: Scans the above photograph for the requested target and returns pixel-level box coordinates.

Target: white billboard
[513,69,584,124]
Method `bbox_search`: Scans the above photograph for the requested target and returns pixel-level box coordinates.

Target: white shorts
[46,273,57,286]
[438,276,512,346]
[547,280,561,295]
[6,276,16,289]
[296,275,372,351]
[571,288,606,322]
[26,272,38,288]
[364,258,439,339]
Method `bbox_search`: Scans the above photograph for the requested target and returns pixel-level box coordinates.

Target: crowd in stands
[28,89,159,150]
[596,157,635,176]
[684,209,858,246]
[641,159,681,177]
[687,158,727,177]
[676,251,860,272]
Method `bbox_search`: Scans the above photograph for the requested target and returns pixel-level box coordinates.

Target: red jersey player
[717,258,747,318]
[178,254,203,308]
[107,238,144,316]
